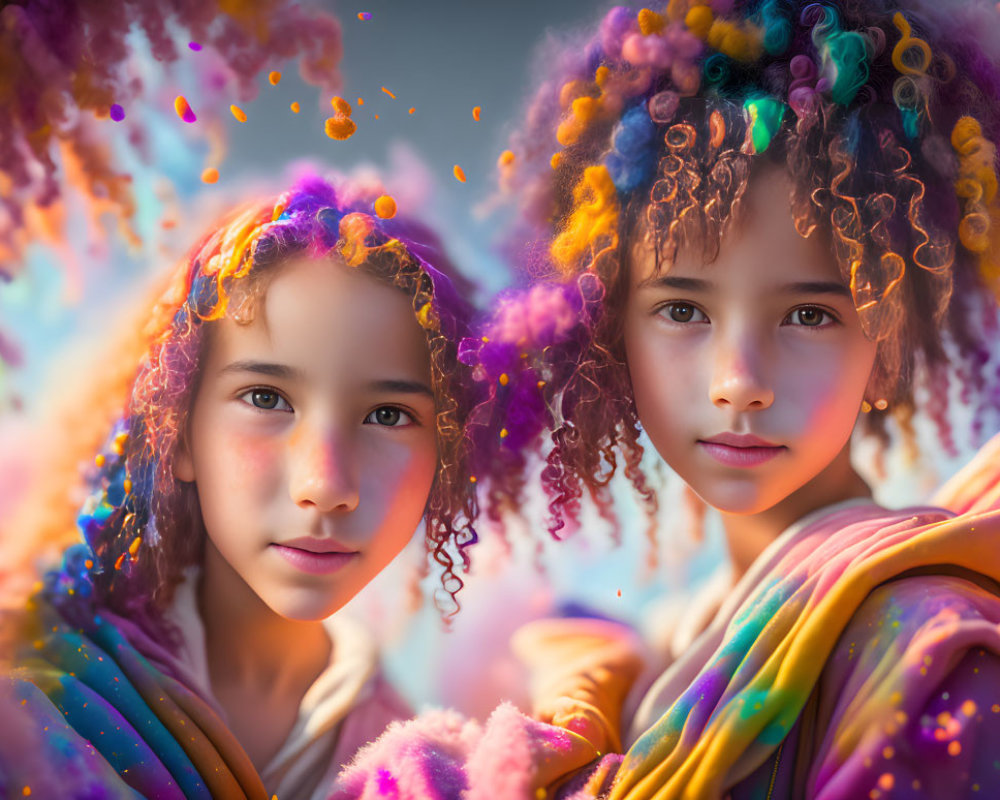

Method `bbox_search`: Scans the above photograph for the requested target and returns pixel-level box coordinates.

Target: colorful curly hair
[39,173,481,638]
[472,0,1000,535]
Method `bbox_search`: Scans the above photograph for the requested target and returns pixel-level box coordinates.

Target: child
[3,173,481,800]
[470,0,1000,797]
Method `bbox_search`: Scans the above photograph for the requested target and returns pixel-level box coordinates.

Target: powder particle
[290,101,300,113]
[374,195,397,219]
[381,86,396,99]
[201,167,219,184]
[498,149,515,167]
[174,95,196,123]
[109,103,125,122]
[230,104,247,123]
[453,164,467,183]
[408,107,416,114]
[358,11,372,20]
[188,41,202,51]
[268,70,282,85]
[473,105,482,121]
[331,96,352,116]
[358,97,365,106]
[325,116,357,140]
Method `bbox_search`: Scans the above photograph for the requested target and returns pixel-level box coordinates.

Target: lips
[697,432,786,468]
[270,537,360,575]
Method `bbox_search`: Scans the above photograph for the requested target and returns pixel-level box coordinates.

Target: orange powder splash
[174,95,196,123]
[374,195,397,219]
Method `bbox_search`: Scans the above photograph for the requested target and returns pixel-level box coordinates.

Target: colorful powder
[374,195,397,219]
[453,165,467,183]
[290,101,300,113]
[201,167,219,184]
[358,11,372,21]
[325,116,357,140]
[230,104,247,123]
[268,70,282,85]
[188,41,202,51]
[408,107,416,114]
[473,105,482,121]
[174,95,196,123]
[498,150,515,167]
[381,86,396,99]
[358,97,365,106]
[331,96,352,116]
[109,104,125,122]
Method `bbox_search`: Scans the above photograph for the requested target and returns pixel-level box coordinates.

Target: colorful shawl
[601,503,1000,800]
[5,586,268,800]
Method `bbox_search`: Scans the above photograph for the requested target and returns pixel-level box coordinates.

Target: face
[174,256,437,621]
[623,166,878,516]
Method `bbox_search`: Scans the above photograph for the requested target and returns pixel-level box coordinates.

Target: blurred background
[1,0,996,720]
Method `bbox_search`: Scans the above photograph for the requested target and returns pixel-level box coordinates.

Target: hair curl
[39,173,481,639]
[483,0,1000,533]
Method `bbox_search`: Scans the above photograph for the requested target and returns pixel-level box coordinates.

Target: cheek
[776,342,874,431]
[359,435,438,529]
[627,331,704,438]
[193,417,284,502]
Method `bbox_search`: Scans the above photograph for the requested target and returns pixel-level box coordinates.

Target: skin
[174,256,437,768]
[624,166,877,578]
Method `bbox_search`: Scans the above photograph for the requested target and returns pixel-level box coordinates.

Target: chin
[265,589,348,622]
[690,482,784,516]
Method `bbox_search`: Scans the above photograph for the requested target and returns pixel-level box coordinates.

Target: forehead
[631,165,844,291]
[206,256,430,379]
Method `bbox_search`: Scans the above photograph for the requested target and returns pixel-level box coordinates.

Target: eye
[240,388,293,412]
[657,302,708,324]
[784,306,837,328]
[364,406,415,427]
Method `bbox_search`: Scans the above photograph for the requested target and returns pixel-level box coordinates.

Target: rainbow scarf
[6,590,267,799]
[592,504,1000,799]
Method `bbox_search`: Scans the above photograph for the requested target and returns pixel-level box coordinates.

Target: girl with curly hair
[449,1,1000,797]
[3,173,482,800]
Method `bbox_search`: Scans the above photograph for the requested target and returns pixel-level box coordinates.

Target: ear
[173,428,196,483]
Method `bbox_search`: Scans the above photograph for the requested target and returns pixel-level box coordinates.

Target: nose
[288,426,360,513]
[708,332,774,411]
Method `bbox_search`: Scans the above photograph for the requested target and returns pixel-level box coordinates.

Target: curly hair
[478,0,1000,534]
[40,173,481,639]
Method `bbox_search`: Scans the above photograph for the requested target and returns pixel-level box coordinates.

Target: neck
[197,541,330,695]
[719,441,872,580]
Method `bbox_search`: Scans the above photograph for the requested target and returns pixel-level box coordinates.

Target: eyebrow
[369,379,434,398]
[219,362,433,397]
[640,275,853,299]
[219,360,301,380]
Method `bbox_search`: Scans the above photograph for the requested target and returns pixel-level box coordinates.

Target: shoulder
[809,573,1000,798]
